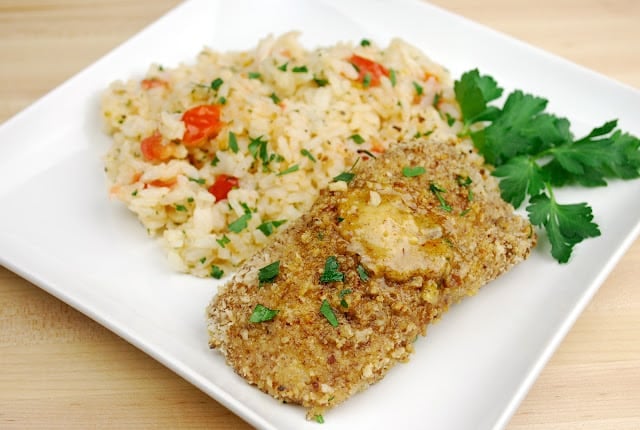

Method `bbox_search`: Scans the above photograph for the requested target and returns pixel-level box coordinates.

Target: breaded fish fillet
[206,135,535,418]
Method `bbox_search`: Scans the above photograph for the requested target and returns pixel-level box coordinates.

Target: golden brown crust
[206,136,535,418]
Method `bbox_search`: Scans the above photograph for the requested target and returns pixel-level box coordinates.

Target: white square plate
[1,0,639,429]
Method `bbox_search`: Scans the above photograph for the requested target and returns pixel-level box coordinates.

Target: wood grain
[1,1,639,428]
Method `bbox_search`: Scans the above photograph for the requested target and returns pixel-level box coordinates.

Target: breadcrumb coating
[206,136,535,418]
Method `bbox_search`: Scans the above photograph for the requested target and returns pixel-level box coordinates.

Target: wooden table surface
[1,1,639,428]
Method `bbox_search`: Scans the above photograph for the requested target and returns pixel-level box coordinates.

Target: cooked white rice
[101,32,462,277]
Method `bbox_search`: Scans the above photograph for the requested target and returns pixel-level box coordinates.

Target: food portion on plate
[206,134,536,419]
[99,32,543,421]
[100,32,461,277]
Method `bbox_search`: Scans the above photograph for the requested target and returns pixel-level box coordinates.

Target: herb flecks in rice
[101,32,461,277]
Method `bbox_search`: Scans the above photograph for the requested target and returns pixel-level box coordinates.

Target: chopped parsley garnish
[211,154,220,166]
[131,189,138,196]
[257,219,287,236]
[362,73,372,88]
[228,213,251,233]
[175,204,187,212]
[210,78,223,90]
[228,205,252,233]
[457,175,474,201]
[210,265,224,279]
[218,96,227,105]
[228,131,239,153]
[270,153,285,163]
[188,176,206,184]
[453,68,640,262]
[333,171,356,183]
[314,414,325,424]
[445,112,456,126]
[356,264,369,282]
[457,175,472,187]
[292,65,308,73]
[429,182,452,212]
[320,299,339,327]
[248,135,269,166]
[413,81,424,96]
[199,257,206,264]
[527,193,600,263]
[269,92,281,104]
[216,234,231,248]
[276,164,299,176]
[249,304,279,323]
[339,288,353,308]
[258,260,280,285]
[277,62,288,71]
[248,72,261,79]
[300,148,316,162]
[357,149,377,159]
[402,166,426,177]
[389,69,397,87]
[432,92,441,107]
[360,39,371,47]
[313,76,329,87]
[320,256,344,283]
[350,134,365,144]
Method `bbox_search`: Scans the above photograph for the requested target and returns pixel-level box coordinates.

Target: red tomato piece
[182,105,222,147]
[141,78,169,89]
[208,174,239,201]
[140,132,172,161]
[348,54,390,87]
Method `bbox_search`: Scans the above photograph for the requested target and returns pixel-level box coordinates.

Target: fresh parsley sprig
[455,69,640,263]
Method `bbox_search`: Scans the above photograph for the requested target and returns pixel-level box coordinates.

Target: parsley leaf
[492,156,547,208]
[258,260,280,285]
[389,69,397,87]
[527,193,600,263]
[210,78,223,90]
[276,164,299,176]
[256,219,287,237]
[333,171,355,183]
[356,264,369,282]
[248,135,269,166]
[429,183,452,212]
[300,148,316,162]
[228,213,250,233]
[402,166,426,177]
[350,134,365,144]
[188,176,205,185]
[269,92,281,104]
[228,205,252,233]
[249,304,279,323]
[320,256,344,283]
[455,68,640,263]
[313,76,329,87]
[228,131,239,153]
[210,265,224,279]
[413,81,424,96]
[216,234,231,248]
[453,69,502,126]
[339,288,353,308]
[320,299,339,327]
